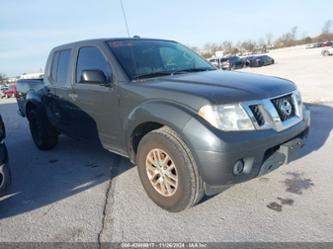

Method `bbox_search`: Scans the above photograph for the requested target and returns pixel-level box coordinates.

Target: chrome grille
[271,94,295,121]
[249,105,265,126]
[242,90,303,132]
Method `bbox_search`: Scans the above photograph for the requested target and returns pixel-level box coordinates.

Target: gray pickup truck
[16,38,310,212]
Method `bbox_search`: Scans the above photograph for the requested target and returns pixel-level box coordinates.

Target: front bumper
[182,107,310,192]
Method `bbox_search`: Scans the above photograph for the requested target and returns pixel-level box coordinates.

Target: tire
[27,108,58,150]
[0,164,11,197]
[0,144,11,197]
[136,126,204,212]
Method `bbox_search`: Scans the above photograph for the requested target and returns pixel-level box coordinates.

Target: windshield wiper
[172,67,215,74]
[133,71,172,80]
[133,67,215,80]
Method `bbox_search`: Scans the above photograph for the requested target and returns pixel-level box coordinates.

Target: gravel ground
[0,99,332,243]
[0,46,332,243]
[105,103,333,242]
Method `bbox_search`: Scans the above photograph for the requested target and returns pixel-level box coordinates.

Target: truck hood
[140,70,296,105]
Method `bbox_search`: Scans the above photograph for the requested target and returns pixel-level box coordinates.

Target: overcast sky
[1,0,332,76]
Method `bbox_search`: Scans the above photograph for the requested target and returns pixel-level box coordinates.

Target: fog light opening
[233,160,244,175]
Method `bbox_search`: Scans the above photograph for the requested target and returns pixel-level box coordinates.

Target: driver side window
[76,47,112,84]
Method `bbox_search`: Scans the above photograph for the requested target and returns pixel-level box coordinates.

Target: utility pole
[120,0,130,37]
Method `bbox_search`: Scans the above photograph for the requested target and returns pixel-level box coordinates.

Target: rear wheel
[0,164,11,197]
[27,108,58,150]
[136,127,204,212]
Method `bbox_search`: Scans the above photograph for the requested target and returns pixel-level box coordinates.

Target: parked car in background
[245,55,274,67]
[0,85,9,91]
[321,41,333,47]
[0,85,9,98]
[16,38,310,212]
[243,56,257,67]
[257,55,275,66]
[313,41,333,48]
[208,58,222,68]
[0,114,10,197]
[305,43,316,49]
[209,56,245,70]
[321,46,333,56]
[221,56,245,70]
[2,84,17,98]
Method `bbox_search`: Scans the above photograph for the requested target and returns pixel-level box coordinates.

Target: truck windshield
[108,39,215,80]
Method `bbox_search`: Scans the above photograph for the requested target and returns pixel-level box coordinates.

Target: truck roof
[52,37,176,50]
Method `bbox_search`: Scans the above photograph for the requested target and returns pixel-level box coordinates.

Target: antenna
[120,0,130,37]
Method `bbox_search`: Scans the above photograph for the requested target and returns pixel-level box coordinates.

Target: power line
[120,0,130,37]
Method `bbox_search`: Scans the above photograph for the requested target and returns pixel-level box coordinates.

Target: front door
[67,46,122,151]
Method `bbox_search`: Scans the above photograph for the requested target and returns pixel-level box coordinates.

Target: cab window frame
[75,46,112,85]
[50,49,72,85]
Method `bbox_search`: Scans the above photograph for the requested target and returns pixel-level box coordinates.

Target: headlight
[198,104,255,131]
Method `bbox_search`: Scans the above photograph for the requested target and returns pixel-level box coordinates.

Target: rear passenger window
[50,49,71,85]
[51,52,59,82]
[76,47,111,83]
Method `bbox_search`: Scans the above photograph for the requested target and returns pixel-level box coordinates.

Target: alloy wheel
[145,148,178,197]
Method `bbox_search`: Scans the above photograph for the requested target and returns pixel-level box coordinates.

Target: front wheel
[27,108,58,150]
[136,127,204,212]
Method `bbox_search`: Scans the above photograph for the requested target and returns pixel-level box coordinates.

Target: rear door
[46,48,73,134]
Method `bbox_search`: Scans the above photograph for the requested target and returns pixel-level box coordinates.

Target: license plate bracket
[278,138,304,164]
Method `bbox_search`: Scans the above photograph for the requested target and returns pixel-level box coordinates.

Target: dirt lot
[0,46,333,243]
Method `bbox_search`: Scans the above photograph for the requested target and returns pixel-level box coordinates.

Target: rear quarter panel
[16,80,45,116]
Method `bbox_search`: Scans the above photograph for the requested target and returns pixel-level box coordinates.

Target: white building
[5,77,18,83]
[20,72,44,79]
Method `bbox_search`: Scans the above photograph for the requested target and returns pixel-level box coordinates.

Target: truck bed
[16,79,44,117]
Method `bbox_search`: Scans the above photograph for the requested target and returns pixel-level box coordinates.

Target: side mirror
[80,70,110,85]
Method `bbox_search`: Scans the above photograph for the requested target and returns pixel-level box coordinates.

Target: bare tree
[301,31,307,40]
[291,26,298,40]
[0,73,6,83]
[265,33,273,45]
[240,40,257,54]
[322,19,332,34]
[276,26,298,47]
[203,42,220,54]
[258,38,265,46]
[221,40,233,54]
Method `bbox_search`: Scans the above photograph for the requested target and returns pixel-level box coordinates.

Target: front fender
[124,100,195,158]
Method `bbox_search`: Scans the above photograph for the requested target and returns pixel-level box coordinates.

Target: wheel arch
[125,101,195,163]
[24,92,44,118]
